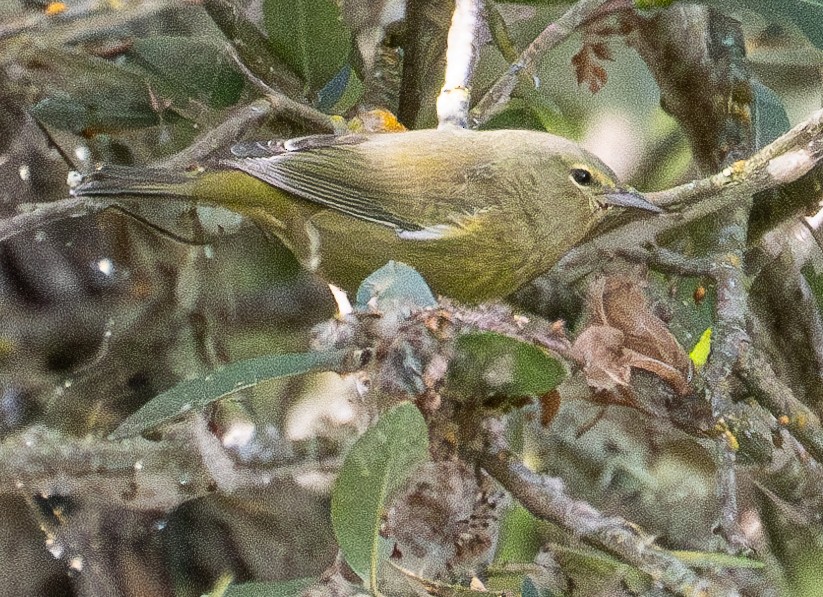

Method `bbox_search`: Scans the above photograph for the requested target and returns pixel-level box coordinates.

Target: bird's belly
[305,211,528,303]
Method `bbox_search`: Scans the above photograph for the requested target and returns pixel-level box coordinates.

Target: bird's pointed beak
[601,188,664,213]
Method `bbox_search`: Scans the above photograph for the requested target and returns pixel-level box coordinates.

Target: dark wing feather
[224,138,425,231]
[222,130,514,237]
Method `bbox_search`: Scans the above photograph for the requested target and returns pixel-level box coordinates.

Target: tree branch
[475,421,737,597]
[470,0,627,127]
[437,0,485,128]
[737,346,823,464]
[557,107,823,275]
[225,48,337,136]
[1,421,340,512]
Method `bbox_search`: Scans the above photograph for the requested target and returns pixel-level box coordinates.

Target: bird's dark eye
[571,168,593,185]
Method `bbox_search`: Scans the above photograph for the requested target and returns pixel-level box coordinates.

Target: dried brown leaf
[570,324,632,393]
[539,389,562,427]
[595,277,693,381]
[579,276,693,395]
[622,349,692,397]
[590,41,614,61]
[570,42,611,94]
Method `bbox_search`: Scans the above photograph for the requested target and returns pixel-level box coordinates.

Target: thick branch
[0,422,340,512]
[476,424,736,597]
[627,6,753,172]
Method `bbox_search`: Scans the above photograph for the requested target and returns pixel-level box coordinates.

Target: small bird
[72,128,661,303]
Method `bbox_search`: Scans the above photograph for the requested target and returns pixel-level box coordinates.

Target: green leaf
[705,0,823,50]
[31,93,163,135]
[222,578,315,596]
[355,261,437,311]
[634,0,676,8]
[23,46,167,134]
[130,37,245,109]
[316,65,354,113]
[110,349,355,439]
[519,90,574,137]
[448,332,566,407]
[262,0,351,93]
[202,0,304,98]
[751,80,790,151]
[480,97,574,137]
[494,504,542,564]
[550,544,652,594]
[671,550,765,569]
[326,67,365,115]
[331,402,429,590]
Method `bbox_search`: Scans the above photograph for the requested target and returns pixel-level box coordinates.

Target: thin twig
[470,0,624,126]
[226,47,337,134]
[558,107,823,275]
[615,246,715,276]
[157,98,276,169]
[444,301,574,359]
[737,346,823,464]
[0,197,110,244]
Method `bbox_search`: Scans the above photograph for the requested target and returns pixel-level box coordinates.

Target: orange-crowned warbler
[72,128,661,303]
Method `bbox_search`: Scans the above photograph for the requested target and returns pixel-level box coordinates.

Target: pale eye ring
[571,168,593,185]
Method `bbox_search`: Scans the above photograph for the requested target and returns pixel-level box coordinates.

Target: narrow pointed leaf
[111,349,356,439]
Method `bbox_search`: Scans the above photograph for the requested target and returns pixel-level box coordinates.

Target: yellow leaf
[44,2,67,15]
[689,328,712,368]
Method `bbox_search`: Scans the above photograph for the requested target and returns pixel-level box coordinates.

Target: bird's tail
[71,165,199,199]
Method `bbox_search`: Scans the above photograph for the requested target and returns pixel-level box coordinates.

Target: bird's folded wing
[223,134,487,235]
[225,151,423,231]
